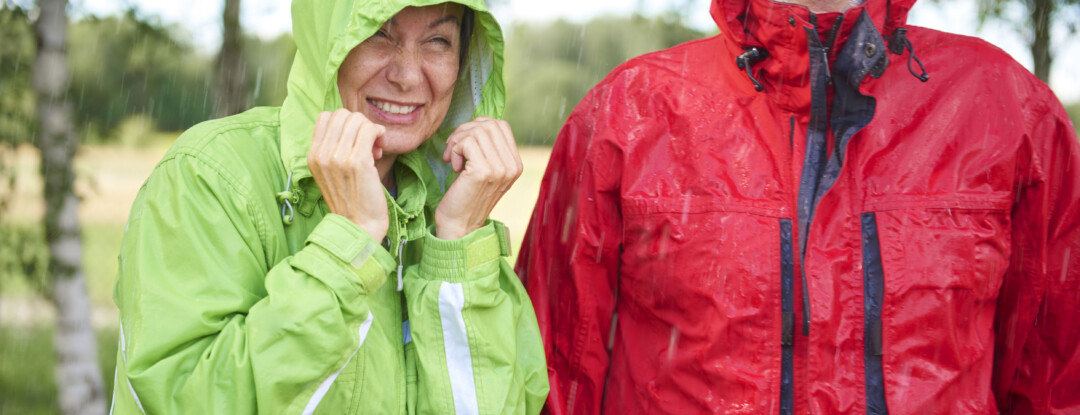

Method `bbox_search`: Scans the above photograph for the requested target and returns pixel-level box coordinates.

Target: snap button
[864,42,876,57]
[789,16,796,26]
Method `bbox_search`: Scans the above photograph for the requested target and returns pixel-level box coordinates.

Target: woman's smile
[367,98,423,123]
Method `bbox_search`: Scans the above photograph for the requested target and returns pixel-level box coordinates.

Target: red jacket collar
[711,0,915,49]
[712,0,915,110]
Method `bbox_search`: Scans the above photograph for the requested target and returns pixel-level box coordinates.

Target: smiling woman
[108,0,548,413]
[336,5,464,156]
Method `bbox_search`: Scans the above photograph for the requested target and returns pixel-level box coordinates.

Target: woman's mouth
[370,99,420,115]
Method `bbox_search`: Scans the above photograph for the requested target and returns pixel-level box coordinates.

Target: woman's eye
[430,36,452,46]
[374,30,389,38]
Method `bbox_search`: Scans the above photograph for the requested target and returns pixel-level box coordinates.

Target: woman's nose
[386,49,423,91]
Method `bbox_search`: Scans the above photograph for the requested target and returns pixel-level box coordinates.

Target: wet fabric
[516,0,1080,413]
[110,0,548,413]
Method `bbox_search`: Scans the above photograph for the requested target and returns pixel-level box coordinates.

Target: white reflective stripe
[302,312,375,415]
[119,324,127,360]
[108,366,117,415]
[118,325,147,414]
[127,379,146,414]
[439,282,478,415]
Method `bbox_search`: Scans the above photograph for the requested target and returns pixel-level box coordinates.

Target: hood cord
[277,172,296,225]
[888,27,929,82]
[736,47,769,92]
[396,237,407,291]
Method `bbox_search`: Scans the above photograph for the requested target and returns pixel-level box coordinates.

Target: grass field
[0,141,552,411]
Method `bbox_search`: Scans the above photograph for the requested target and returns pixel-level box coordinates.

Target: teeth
[373,100,417,115]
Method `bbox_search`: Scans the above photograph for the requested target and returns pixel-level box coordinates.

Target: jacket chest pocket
[871,207,1010,302]
[864,203,1010,413]
[620,200,786,331]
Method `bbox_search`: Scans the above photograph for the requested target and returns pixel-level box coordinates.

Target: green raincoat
[110,0,548,413]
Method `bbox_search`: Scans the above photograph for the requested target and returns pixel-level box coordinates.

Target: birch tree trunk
[33,0,106,413]
[215,0,248,117]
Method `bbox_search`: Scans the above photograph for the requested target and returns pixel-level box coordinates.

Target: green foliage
[504,15,708,145]
[246,33,297,108]
[974,0,1080,26]
[68,11,216,139]
[0,5,35,147]
[0,221,49,295]
[80,222,126,304]
[1067,101,1080,135]
[0,325,118,415]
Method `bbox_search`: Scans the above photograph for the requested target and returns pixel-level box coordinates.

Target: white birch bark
[33,0,107,413]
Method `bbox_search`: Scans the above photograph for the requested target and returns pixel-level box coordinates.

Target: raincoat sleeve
[111,152,396,414]
[403,220,549,415]
[515,82,626,415]
[992,96,1080,414]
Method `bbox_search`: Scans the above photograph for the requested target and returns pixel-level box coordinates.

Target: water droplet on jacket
[667,325,680,362]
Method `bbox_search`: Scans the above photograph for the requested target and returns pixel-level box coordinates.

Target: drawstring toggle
[887,27,929,83]
[736,47,769,92]
[277,172,296,225]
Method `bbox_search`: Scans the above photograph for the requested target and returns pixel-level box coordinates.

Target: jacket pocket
[865,200,1009,415]
[618,196,788,411]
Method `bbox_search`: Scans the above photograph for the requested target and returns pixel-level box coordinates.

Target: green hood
[279,0,505,197]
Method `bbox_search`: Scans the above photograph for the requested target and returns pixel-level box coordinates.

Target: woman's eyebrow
[428,14,460,29]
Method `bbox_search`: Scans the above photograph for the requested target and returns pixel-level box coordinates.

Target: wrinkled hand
[436,117,522,240]
[308,109,390,242]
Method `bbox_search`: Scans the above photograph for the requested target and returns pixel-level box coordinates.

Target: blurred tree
[216,0,249,117]
[68,11,214,140]
[504,15,706,145]
[33,0,107,414]
[976,0,1079,82]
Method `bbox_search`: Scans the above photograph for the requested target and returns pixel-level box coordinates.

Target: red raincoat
[515,0,1080,413]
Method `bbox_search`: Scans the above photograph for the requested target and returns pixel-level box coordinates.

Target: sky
[73,0,1080,102]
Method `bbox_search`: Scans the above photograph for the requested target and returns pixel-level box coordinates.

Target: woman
[110,0,548,413]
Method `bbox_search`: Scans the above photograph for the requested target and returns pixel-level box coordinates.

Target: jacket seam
[862,197,1011,212]
[622,198,788,218]
[153,153,272,254]
[165,117,280,161]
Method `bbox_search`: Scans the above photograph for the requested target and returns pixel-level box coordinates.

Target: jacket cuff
[417,219,511,282]
[291,214,394,301]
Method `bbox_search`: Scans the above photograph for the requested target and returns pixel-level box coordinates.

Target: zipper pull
[822,47,832,82]
[396,237,407,291]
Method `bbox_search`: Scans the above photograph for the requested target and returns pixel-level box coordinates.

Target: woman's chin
[381,132,430,156]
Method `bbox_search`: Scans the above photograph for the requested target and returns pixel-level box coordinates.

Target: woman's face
[337,4,464,156]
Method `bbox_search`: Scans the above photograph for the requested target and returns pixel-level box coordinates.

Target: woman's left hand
[435,117,522,240]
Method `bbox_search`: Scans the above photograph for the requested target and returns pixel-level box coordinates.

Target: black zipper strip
[861,213,888,415]
[780,219,795,415]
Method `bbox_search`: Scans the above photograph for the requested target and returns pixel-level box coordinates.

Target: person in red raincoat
[515,0,1080,412]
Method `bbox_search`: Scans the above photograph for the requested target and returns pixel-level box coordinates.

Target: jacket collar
[712,0,916,109]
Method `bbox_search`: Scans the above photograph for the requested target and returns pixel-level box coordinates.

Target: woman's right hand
[308,109,390,242]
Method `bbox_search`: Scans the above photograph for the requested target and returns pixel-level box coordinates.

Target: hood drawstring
[887,27,929,82]
[277,172,296,225]
[736,47,769,92]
